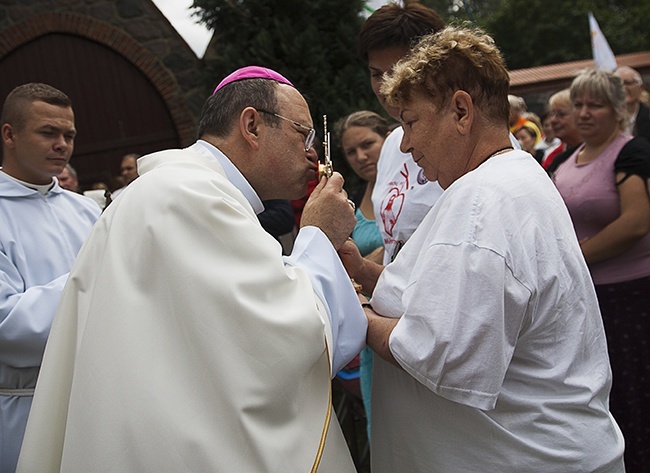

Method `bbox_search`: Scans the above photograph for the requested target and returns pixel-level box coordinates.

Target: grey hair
[549,89,570,108]
[508,94,526,113]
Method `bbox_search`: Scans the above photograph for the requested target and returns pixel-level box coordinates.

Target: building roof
[509,51,650,94]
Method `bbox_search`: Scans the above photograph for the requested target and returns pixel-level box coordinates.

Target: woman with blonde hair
[553,69,650,473]
[542,88,583,171]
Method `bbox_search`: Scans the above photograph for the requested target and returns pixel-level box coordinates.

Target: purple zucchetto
[213,66,294,94]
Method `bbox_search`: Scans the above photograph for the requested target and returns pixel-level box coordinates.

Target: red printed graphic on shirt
[380,163,409,237]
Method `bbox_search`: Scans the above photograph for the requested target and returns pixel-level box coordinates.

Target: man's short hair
[358,0,445,62]
[1,83,72,130]
[615,65,642,85]
[381,26,510,126]
[197,79,283,139]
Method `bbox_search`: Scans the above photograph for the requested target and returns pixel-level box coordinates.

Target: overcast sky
[151,0,389,58]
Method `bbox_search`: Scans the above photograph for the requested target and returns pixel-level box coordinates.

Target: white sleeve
[284,226,367,374]
[388,241,530,410]
[0,253,68,367]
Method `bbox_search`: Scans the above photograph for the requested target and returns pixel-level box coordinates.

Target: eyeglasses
[622,79,642,86]
[257,110,316,152]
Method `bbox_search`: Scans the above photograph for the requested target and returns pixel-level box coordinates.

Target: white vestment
[370,151,624,472]
[17,142,366,472]
[0,172,100,473]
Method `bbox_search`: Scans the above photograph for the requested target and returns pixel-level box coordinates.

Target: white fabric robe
[17,144,366,472]
[0,172,100,473]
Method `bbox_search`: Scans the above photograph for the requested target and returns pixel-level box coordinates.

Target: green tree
[438,0,505,24]
[477,0,650,69]
[192,0,382,182]
[416,0,650,69]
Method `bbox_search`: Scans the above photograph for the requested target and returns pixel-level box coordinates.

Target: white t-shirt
[370,150,624,472]
[371,127,444,265]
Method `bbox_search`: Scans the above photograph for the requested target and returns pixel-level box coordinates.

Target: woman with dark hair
[336,111,389,261]
[335,110,389,439]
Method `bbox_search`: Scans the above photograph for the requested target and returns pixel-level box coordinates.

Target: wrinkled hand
[339,238,384,297]
[338,238,363,279]
[364,246,384,265]
[301,173,356,250]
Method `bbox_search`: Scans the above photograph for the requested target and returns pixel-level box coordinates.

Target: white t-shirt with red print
[371,127,444,265]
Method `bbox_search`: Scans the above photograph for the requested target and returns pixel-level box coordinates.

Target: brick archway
[0,12,196,145]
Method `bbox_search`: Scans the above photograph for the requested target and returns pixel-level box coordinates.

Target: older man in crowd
[615,65,650,141]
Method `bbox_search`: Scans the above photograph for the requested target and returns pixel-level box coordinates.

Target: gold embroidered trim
[310,336,332,473]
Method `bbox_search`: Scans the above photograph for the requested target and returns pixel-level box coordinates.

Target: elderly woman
[542,88,583,170]
[340,26,624,472]
[552,69,650,473]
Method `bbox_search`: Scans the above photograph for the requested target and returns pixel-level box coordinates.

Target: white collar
[189,140,264,215]
[0,169,55,195]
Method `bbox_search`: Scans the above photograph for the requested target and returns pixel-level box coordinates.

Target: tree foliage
[408,0,650,70]
[192,0,382,181]
[191,0,650,181]
[469,0,650,70]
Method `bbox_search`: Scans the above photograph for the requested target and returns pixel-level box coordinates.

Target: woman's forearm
[365,307,401,368]
[581,174,650,264]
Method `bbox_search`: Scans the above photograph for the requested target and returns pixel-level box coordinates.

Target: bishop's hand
[300,172,356,250]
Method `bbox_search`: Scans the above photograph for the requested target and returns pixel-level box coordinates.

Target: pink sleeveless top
[553,133,650,285]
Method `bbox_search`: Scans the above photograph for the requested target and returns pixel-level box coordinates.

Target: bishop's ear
[240,107,261,150]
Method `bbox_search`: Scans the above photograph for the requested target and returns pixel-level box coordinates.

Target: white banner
[589,12,617,72]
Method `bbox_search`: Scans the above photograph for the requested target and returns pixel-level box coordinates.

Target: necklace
[477,146,514,167]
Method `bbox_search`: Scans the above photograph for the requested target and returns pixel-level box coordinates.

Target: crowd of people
[1,1,649,472]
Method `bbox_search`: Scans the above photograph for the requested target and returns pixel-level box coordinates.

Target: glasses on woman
[257,110,316,152]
